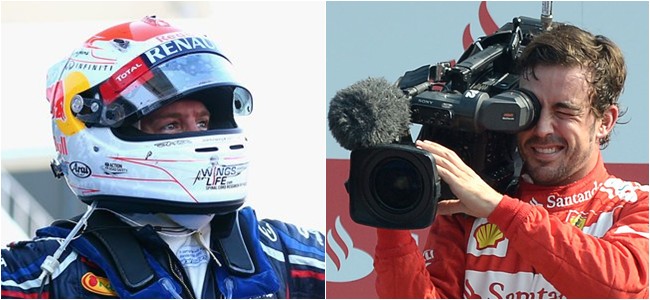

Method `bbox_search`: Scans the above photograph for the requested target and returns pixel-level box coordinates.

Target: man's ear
[596,104,618,140]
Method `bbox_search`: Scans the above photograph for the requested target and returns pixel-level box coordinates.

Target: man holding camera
[374,24,648,298]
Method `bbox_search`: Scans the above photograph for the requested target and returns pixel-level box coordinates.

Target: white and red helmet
[46,16,253,214]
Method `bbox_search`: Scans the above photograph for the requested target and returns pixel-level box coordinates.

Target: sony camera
[349,16,547,229]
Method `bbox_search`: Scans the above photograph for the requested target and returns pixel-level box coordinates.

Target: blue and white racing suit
[1,207,325,299]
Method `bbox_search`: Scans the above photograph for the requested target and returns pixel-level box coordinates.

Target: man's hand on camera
[416,140,504,218]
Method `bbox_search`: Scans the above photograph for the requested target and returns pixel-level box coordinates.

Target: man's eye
[162,123,178,131]
[557,110,578,118]
[198,120,209,130]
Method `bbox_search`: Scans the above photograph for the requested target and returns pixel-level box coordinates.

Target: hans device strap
[84,211,155,289]
[214,212,256,275]
[59,211,156,290]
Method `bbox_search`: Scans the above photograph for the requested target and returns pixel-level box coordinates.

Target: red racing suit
[374,155,649,298]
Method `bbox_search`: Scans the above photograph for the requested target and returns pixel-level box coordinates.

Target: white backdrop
[1,2,326,232]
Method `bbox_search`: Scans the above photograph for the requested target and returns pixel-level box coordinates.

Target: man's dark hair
[519,24,627,148]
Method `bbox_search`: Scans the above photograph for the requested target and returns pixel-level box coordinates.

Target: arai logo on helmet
[70,161,92,178]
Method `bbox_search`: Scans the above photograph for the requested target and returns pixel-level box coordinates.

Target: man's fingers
[416,141,455,178]
[436,199,464,215]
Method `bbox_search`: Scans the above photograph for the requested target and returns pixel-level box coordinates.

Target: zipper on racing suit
[167,251,196,299]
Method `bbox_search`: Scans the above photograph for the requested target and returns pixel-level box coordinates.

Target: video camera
[348,16,551,229]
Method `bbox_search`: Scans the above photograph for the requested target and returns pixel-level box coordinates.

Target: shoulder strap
[82,210,155,290]
[213,211,256,275]
[210,208,282,299]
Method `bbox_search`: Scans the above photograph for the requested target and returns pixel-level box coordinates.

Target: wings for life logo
[193,163,247,190]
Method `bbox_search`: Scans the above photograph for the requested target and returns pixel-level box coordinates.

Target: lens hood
[348,144,440,229]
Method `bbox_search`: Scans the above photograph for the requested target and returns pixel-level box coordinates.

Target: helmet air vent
[112,38,130,51]
[195,147,219,153]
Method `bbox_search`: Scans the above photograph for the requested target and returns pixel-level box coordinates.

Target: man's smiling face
[517,65,604,186]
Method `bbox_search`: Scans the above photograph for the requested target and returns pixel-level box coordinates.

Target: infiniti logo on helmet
[70,161,92,178]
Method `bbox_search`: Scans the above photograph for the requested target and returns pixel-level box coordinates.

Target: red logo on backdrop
[326,216,374,282]
[462,1,498,50]
[326,2,497,298]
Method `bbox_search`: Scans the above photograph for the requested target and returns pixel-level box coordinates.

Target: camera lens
[371,157,423,211]
[348,144,439,229]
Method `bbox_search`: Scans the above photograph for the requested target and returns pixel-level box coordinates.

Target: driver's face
[140,99,210,134]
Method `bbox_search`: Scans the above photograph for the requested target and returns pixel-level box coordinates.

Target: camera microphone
[328,77,440,229]
[327,77,411,151]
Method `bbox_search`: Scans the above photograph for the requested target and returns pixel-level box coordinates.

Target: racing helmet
[46,16,253,214]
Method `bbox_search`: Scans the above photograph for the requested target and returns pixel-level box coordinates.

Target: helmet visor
[77,53,253,127]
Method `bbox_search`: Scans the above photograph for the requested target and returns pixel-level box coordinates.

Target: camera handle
[504,148,524,196]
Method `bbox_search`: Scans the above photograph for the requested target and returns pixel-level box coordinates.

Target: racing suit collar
[516,152,610,210]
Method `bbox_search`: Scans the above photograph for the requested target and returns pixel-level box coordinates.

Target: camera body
[349,17,547,229]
